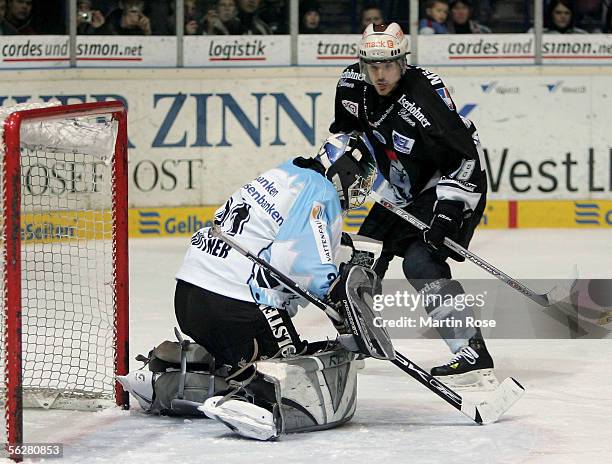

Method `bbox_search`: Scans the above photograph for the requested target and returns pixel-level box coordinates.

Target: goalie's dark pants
[174,279,281,380]
[359,187,487,352]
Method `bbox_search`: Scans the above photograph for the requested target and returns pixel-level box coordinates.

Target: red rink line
[3,57,143,62]
[78,57,143,61]
[449,55,534,60]
[449,54,612,60]
[3,57,70,62]
[209,57,266,61]
[544,55,612,59]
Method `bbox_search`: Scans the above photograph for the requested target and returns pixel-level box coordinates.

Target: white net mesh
[0,103,122,450]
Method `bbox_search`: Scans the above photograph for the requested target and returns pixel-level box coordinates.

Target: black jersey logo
[214,197,251,236]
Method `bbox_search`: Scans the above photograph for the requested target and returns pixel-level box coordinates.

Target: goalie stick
[368,190,572,308]
[210,224,525,425]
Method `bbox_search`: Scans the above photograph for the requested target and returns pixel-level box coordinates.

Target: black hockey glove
[341,231,354,248]
[423,200,465,262]
[325,270,351,335]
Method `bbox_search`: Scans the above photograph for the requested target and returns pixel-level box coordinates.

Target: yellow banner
[341,200,509,232]
[518,200,612,228]
[16,200,611,245]
[21,211,112,243]
[479,201,509,229]
[128,206,218,238]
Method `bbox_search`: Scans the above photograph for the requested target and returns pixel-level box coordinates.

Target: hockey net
[0,102,129,459]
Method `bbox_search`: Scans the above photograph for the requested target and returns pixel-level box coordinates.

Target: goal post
[0,102,129,460]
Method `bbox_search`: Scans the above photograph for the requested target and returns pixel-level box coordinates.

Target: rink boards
[125,199,612,239]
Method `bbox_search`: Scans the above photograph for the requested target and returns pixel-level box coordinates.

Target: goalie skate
[199,396,279,441]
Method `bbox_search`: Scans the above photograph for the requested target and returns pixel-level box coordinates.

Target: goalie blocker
[328,263,395,361]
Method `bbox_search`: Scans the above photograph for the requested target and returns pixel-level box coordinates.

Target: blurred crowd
[0,0,611,36]
[419,0,612,34]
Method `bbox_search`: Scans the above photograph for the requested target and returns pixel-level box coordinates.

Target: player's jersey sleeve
[412,69,487,212]
[249,164,342,315]
[329,64,366,134]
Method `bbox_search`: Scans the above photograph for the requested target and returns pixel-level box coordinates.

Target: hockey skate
[431,337,499,391]
[199,396,280,441]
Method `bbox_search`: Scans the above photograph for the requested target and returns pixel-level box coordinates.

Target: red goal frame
[1,102,129,460]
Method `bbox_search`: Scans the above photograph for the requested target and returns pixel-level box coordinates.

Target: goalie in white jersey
[172,133,377,439]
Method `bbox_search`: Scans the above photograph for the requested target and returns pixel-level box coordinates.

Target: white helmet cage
[316,133,377,211]
[358,22,409,84]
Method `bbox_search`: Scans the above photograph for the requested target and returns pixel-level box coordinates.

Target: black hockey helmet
[316,133,377,211]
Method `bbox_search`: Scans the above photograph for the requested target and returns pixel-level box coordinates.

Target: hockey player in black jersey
[330,22,496,389]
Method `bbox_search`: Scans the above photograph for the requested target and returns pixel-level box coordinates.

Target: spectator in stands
[76,0,108,35]
[605,3,612,32]
[419,0,449,34]
[574,0,604,32]
[184,0,205,35]
[106,0,152,35]
[544,0,587,33]
[144,0,173,34]
[0,0,17,34]
[360,3,384,31]
[5,0,36,34]
[447,0,491,33]
[237,0,271,34]
[259,0,286,34]
[204,0,242,34]
[300,0,322,34]
[95,0,120,16]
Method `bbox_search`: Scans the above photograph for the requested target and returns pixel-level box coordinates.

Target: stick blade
[475,377,525,425]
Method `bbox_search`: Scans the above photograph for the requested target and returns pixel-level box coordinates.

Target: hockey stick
[369,191,560,307]
[210,224,524,425]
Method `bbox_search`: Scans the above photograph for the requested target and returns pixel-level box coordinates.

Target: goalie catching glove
[326,264,395,360]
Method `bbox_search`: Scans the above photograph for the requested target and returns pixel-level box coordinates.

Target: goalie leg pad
[196,348,361,439]
[119,336,229,416]
[254,348,361,434]
[118,370,229,416]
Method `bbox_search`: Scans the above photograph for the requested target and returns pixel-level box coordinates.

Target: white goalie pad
[255,348,362,434]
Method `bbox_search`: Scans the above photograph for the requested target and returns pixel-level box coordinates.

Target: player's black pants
[359,187,486,285]
[174,280,283,377]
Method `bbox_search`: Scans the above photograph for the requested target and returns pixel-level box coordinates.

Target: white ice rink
[9,229,612,464]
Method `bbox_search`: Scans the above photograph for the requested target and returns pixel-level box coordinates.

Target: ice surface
[6,229,612,464]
